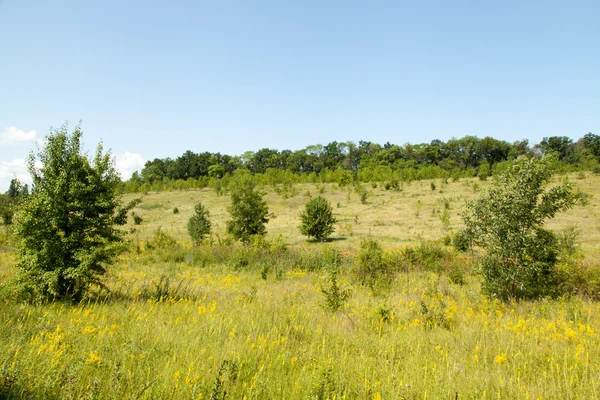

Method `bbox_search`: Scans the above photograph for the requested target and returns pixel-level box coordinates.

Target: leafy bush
[384,180,401,191]
[226,176,271,243]
[144,228,184,262]
[448,264,466,285]
[0,209,12,226]
[556,259,600,300]
[13,125,137,301]
[452,229,471,252]
[0,178,28,226]
[478,161,490,180]
[400,242,449,273]
[462,156,578,300]
[230,250,250,270]
[187,202,211,245]
[145,227,179,250]
[299,196,337,242]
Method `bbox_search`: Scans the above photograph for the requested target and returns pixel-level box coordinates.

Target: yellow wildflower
[87,351,101,364]
[495,353,507,365]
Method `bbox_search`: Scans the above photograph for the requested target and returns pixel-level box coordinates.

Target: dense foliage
[13,125,137,301]
[120,133,600,193]
[462,156,578,300]
[299,196,336,242]
[0,177,29,225]
[226,176,271,243]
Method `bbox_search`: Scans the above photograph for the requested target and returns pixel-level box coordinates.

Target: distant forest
[122,133,600,192]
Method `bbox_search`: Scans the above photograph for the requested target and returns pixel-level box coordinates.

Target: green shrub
[384,180,401,191]
[462,156,578,300]
[13,125,138,302]
[320,267,351,312]
[132,213,143,225]
[478,161,490,180]
[146,227,178,249]
[299,196,337,242]
[401,242,449,273]
[226,176,271,243]
[452,229,471,252]
[0,179,28,226]
[556,259,600,300]
[448,264,466,285]
[230,250,250,270]
[187,202,211,245]
[1,209,13,226]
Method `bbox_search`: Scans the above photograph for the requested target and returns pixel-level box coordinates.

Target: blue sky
[1,0,599,190]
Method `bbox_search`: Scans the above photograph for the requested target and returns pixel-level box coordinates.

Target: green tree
[0,177,29,225]
[579,132,600,159]
[477,160,491,180]
[187,202,211,245]
[13,124,138,301]
[226,176,271,242]
[0,194,12,226]
[537,136,580,164]
[7,177,29,199]
[299,196,336,241]
[462,156,578,300]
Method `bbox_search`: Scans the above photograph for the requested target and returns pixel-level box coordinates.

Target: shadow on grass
[0,378,54,400]
[306,237,348,244]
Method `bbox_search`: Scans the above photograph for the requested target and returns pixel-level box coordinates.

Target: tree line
[124,133,600,192]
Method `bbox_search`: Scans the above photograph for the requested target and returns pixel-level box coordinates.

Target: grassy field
[121,174,600,253]
[1,174,600,399]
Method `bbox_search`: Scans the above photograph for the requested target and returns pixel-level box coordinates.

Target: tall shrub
[299,196,336,242]
[14,124,138,301]
[187,202,211,245]
[226,176,271,243]
[462,156,578,300]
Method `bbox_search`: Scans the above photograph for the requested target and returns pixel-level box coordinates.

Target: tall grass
[2,175,600,398]
[2,253,600,398]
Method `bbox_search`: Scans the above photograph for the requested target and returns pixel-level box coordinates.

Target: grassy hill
[1,173,600,399]
[122,173,600,254]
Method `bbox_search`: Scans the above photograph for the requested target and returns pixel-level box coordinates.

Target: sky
[1,0,599,191]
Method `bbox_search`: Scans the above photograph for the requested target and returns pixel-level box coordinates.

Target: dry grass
[1,173,600,399]
[122,173,600,255]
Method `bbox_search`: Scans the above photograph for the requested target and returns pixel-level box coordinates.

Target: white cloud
[0,158,31,193]
[0,152,146,191]
[1,126,37,146]
[115,152,146,180]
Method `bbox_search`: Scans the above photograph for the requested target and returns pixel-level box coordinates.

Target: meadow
[1,174,600,399]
